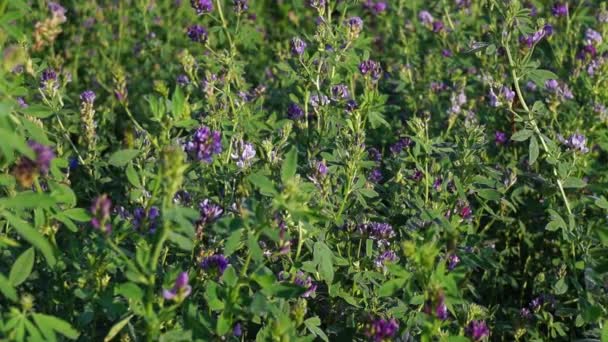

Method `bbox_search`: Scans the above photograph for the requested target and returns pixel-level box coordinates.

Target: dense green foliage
[1,0,608,340]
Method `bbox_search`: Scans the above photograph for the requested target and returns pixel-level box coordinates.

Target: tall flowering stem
[503,23,573,217]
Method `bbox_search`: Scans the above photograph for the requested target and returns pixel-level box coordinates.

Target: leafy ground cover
[1,0,608,341]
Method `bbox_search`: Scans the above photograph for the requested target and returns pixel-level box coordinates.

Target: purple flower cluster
[488,86,515,108]
[466,320,490,341]
[191,0,213,14]
[519,25,553,48]
[365,317,399,342]
[359,60,382,80]
[231,140,256,168]
[163,272,192,301]
[91,195,112,234]
[291,37,307,56]
[363,1,387,15]
[558,133,589,153]
[80,90,96,104]
[233,0,248,13]
[418,10,444,33]
[358,222,395,246]
[330,84,350,101]
[544,79,574,100]
[345,17,363,38]
[447,253,460,270]
[294,271,317,298]
[201,254,229,276]
[374,250,398,269]
[40,68,58,90]
[187,24,208,44]
[185,126,222,162]
[552,3,568,17]
[27,141,55,175]
[495,131,508,146]
[287,103,305,120]
[132,206,160,233]
[389,137,412,155]
[198,199,224,226]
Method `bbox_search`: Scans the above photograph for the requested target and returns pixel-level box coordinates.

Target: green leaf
[313,242,334,284]
[172,86,185,118]
[0,192,56,210]
[477,189,501,201]
[9,247,35,286]
[562,177,586,189]
[529,136,539,165]
[595,197,608,210]
[4,213,56,266]
[0,127,35,159]
[281,147,298,182]
[528,69,559,87]
[216,312,232,336]
[247,173,277,196]
[62,208,91,222]
[224,229,243,256]
[222,266,238,287]
[378,277,407,297]
[20,104,54,118]
[553,278,568,295]
[168,231,194,251]
[0,273,18,302]
[510,129,533,142]
[304,317,329,342]
[32,314,79,340]
[252,267,276,289]
[116,282,144,302]
[601,321,608,342]
[108,149,140,167]
[126,163,142,188]
[103,315,133,342]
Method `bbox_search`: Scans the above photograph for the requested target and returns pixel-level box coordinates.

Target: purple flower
[201,254,229,275]
[231,140,256,168]
[495,131,508,145]
[185,126,222,162]
[132,206,160,233]
[488,88,501,107]
[191,0,213,14]
[435,294,448,320]
[187,25,208,44]
[294,271,317,297]
[559,133,589,153]
[308,0,325,9]
[373,1,387,14]
[316,161,328,177]
[27,141,55,175]
[309,94,330,108]
[40,68,58,89]
[163,272,192,301]
[368,148,382,162]
[359,60,382,80]
[466,320,490,341]
[545,79,559,91]
[432,21,445,33]
[501,86,515,102]
[177,74,190,86]
[389,137,411,154]
[374,250,398,269]
[233,0,248,13]
[290,37,307,56]
[418,10,434,25]
[585,28,603,45]
[90,195,112,234]
[345,99,359,112]
[80,90,96,104]
[442,49,453,57]
[366,317,399,342]
[520,307,532,319]
[369,168,382,183]
[16,97,28,108]
[233,323,242,337]
[411,169,423,182]
[526,81,537,92]
[447,254,460,270]
[552,3,568,17]
[287,103,304,120]
[331,84,350,101]
[346,17,363,38]
[460,205,473,219]
[433,177,443,191]
[359,222,395,246]
[198,199,224,226]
